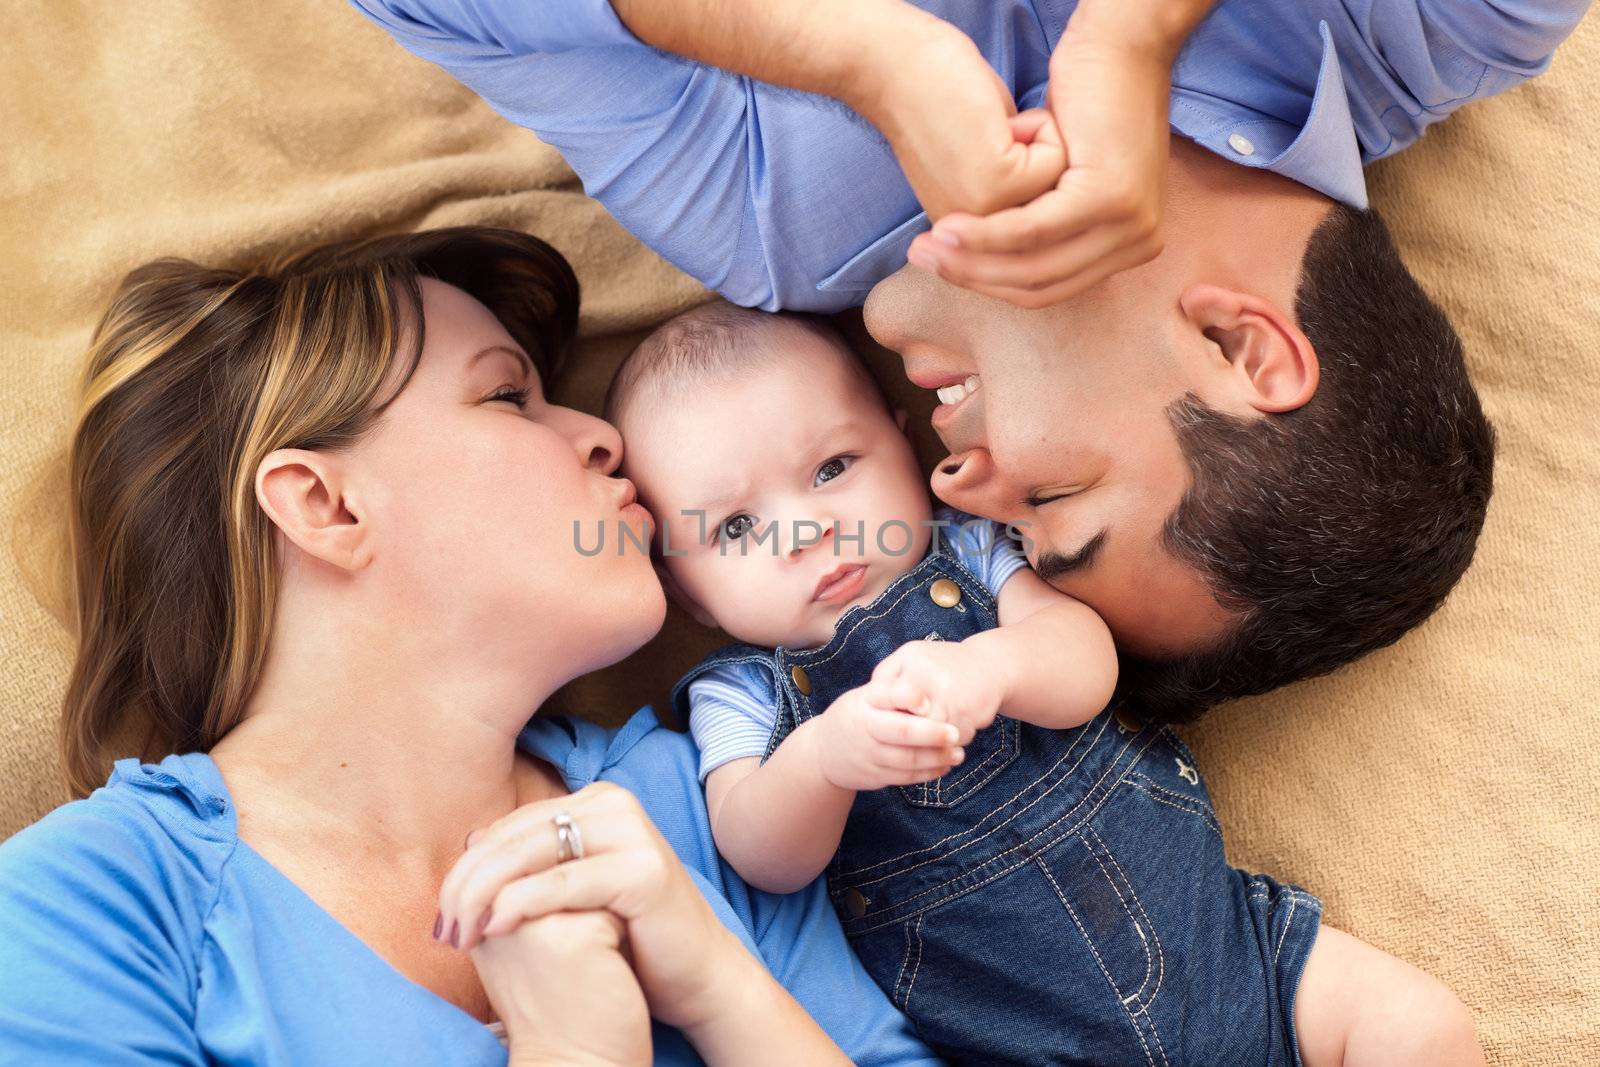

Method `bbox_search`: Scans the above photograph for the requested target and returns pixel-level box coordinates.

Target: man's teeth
[935,375,981,406]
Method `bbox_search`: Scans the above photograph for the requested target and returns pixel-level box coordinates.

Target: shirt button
[929,578,962,608]
[1227,132,1256,157]
[843,887,869,919]
[790,665,812,696]
[1114,707,1142,734]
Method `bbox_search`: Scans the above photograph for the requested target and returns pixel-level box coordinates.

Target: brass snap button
[843,887,869,919]
[929,578,962,608]
[790,665,812,696]
[1114,707,1142,734]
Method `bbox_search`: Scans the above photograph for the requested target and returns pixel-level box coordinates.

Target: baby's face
[620,336,933,649]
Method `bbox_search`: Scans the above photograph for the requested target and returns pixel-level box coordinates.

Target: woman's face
[348,278,664,680]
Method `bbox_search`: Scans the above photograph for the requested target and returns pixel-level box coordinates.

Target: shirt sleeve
[347,0,790,308]
[687,665,781,781]
[0,804,208,1065]
[935,509,1028,599]
[1418,0,1591,71]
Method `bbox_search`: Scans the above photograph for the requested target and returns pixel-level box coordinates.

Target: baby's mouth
[813,564,868,604]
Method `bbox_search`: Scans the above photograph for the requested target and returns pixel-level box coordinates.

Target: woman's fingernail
[478,910,493,936]
[448,919,460,950]
[432,912,443,941]
[908,246,940,273]
[929,228,961,249]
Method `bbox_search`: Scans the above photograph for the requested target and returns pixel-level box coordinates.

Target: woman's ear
[654,560,719,629]
[1179,283,1319,413]
[255,449,372,572]
[894,407,912,434]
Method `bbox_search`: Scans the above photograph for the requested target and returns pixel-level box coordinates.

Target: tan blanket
[2,3,1595,1062]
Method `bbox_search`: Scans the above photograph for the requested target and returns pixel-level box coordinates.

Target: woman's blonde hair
[61,228,579,797]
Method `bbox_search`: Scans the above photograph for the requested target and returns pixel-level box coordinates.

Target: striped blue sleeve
[686,663,780,782]
[934,508,1028,598]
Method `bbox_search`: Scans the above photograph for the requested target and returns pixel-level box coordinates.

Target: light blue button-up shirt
[352,0,1586,312]
[0,711,936,1065]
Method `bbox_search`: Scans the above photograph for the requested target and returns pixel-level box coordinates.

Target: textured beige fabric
[1,3,1596,1062]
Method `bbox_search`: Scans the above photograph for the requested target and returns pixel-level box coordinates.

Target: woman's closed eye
[487,385,531,408]
[814,454,856,486]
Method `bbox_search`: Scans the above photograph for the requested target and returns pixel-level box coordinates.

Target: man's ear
[654,560,719,629]
[1179,283,1319,413]
[255,449,372,572]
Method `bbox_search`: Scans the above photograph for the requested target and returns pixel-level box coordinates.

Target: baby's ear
[655,560,719,629]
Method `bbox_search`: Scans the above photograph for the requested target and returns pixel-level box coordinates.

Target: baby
[608,301,1480,1066]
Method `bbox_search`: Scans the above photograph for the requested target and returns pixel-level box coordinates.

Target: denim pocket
[898,716,1022,809]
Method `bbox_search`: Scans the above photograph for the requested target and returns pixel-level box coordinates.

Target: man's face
[864,264,1232,659]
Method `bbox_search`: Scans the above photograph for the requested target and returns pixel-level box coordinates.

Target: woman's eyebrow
[469,344,534,379]
[1034,530,1107,583]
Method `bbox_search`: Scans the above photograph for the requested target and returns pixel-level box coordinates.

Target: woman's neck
[210,605,571,871]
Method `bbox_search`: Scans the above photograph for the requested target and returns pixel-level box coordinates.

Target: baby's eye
[815,455,854,485]
[720,514,757,541]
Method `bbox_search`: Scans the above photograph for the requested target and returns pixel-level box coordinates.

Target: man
[351,0,1587,717]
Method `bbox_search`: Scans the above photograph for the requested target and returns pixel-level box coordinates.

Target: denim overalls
[674,540,1320,1066]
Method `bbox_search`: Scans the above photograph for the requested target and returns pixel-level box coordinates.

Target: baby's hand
[871,640,1004,746]
[811,680,965,792]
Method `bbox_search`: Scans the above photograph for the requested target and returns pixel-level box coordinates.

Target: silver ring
[552,812,584,864]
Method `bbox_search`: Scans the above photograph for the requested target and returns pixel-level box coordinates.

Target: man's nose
[931,449,1022,527]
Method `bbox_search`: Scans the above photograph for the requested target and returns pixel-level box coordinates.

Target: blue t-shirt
[689,509,1027,781]
[348,0,1587,310]
[0,712,937,1066]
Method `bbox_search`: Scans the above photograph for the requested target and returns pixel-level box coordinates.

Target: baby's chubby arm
[705,685,964,895]
[872,569,1118,741]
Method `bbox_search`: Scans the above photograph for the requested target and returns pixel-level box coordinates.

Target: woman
[0,228,936,1065]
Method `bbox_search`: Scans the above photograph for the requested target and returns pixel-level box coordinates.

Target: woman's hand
[439,782,742,1032]
[471,909,652,1067]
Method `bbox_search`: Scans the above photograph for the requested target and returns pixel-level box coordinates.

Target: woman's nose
[564,409,623,475]
[930,448,1020,527]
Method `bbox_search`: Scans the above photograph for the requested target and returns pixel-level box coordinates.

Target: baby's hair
[605,299,880,424]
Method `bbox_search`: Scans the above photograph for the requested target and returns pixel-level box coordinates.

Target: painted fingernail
[432,912,443,941]
[477,910,493,937]
[448,919,460,950]
[929,228,961,249]
[907,246,940,273]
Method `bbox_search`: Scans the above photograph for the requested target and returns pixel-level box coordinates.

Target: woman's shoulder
[0,753,235,946]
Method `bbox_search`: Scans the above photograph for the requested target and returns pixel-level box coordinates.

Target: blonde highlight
[60,228,579,797]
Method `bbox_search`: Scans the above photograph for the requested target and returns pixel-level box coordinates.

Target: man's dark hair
[1119,204,1495,721]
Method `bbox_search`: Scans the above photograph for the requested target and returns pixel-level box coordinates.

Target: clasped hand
[862,23,1174,308]
[810,639,1004,794]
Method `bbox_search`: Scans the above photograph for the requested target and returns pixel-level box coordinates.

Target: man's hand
[871,639,1005,745]
[905,36,1173,309]
[851,25,1067,221]
[808,680,964,792]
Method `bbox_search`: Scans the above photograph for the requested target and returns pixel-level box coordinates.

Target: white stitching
[1083,829,1157,1007]
[903,913,926,1008]
[1274,891,1299,968]
[846,728,1157,920]
[839,713,1117,882]
[1038,856,1157,1067]
[1126,779,1223,839]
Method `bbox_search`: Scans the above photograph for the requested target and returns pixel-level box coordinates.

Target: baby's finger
[865,706,960,748]
[873,742,965,775]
